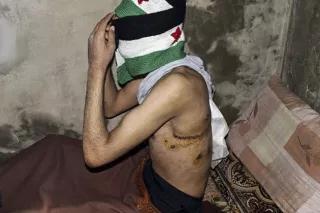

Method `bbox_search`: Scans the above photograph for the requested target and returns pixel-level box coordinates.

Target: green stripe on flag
[117,41,186,86]
[117,66,134,86]
[115,0,146,18]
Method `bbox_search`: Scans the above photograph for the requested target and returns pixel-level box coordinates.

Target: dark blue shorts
[143,160,202,213]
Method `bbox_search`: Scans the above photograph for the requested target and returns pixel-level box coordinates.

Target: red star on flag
[171,27,182,44]
[138,0,149,4]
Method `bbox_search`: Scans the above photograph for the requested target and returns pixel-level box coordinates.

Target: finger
[105,30,110,41]
[91,13,113,36]
[97,13,114,34]
[90,13,114,43]
[105,31,109,41]
[105,22,113,40]
[93,15,107,34]
[105,22,112,32]
[90,23,99,39]
[88,30,95,43]
[107,26,116,45]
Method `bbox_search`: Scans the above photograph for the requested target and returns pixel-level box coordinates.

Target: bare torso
[147,67,212,198]
[84,13,213,203]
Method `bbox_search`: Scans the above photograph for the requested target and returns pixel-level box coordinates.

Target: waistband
[143,160,202,213]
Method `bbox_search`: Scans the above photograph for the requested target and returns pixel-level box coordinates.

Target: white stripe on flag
[118,24,185,59]
[115,50,125,67]
[131,0,173,14]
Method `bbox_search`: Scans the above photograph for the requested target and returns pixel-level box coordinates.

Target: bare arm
[104,69,141,118]
[103,15,141,118]
[83,13,189,168]
[84,71,187,167]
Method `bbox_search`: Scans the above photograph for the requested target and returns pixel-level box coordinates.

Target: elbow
[84,151,108,168]
[84,157,97,168]
[82,139,113,168]
[82,139,103,168]
[83,149,101,169]
[85,155,114,168]
[84,156,103,168]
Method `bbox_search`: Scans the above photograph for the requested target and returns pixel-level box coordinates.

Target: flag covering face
[113,0,187,86]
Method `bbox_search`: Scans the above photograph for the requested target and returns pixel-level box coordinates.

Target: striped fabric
[227,75,320,213]
[115,0,146,18]
[115,0,173,18]
[118,24,185,59]
[114,0,186,86]
[117,41,186,85]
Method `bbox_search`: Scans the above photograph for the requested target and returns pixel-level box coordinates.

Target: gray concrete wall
[0,0,292,158]
[0,0,119,156]
[185,0,292,123]
[282,0,320,112]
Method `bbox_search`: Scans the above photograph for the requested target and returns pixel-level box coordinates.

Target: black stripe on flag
[113,0,186,41]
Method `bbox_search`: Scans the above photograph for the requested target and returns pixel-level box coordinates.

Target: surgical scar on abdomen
[162,129,207,150]
[173,133,203,140]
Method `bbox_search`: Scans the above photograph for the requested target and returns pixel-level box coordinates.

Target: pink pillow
[227,75,320,213]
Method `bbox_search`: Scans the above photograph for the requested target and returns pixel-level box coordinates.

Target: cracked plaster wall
[185,0,292,122]
[0,0,292,159]
[282,0,320,112]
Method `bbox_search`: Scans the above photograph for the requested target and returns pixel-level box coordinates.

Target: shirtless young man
[83,1,228,212]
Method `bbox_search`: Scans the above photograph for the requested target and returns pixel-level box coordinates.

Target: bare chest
[148,114,212,175]
[146,118,212,197]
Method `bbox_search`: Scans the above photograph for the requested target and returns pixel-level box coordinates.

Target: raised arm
[104,69,141,118]
[83,13,189,168]
[85,70,188,168]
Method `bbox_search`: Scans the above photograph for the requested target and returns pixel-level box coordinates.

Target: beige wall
[0,0,292,157]
[0,0,120,150]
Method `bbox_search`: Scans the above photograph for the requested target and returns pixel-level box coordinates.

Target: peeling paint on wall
[186,0,292,123]
[282,0,320,113]
[0,0,292,158]
[0,15,16,74]
[0,0,119,160]
[187,0,216,10]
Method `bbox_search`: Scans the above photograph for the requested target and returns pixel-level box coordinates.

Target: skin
[83,13,212,198]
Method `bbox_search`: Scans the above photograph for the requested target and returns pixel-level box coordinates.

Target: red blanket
[0,135,220,213]
[0,135,148,212]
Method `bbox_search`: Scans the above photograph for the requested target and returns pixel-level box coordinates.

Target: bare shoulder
[150,66,208,101]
